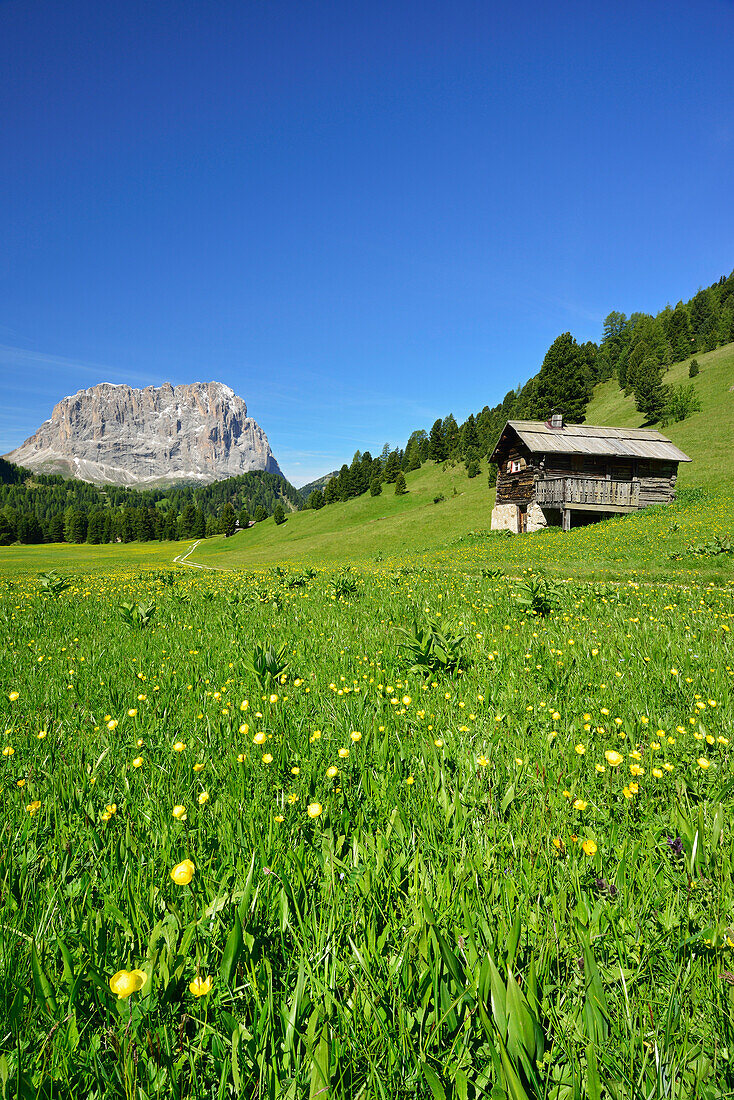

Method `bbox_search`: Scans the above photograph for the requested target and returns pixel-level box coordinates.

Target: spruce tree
[273,503,287,526]
[369,476,382,497]
[221,502,237,537]
[429,419,446,461]
[688,359,699,378]
[383,450,400,483]
[394,472,407,495]
[633,357,669,423]
[531,332,593,422]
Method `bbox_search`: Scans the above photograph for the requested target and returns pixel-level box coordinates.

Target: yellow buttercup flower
[132,756,143,768]
[2,746,14,757]
[107,719,118,730]
[193,762,205,772]
[575,744,586,755]
[405,776,415,785]
[109,969,147,999]
[581,839,597,857]
[198,791,209,805]
[172,805,187,820]
[170,859,195,885]
[307,803,323,818]
[573,799,587,811]
[173,741,186,752]
[253,732,267,745]
[127,709,137,717]
[697,757,710,770]
[338,748,349,759]
[26,800,42,815]
[350,731,362,742]
[189,975,213,997]
[8,692,19,702]
[326,766,338,778]
[604,750,623,767]
[262,753,273,764]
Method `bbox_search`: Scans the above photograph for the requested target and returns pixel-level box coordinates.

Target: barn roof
[489,421,691,463]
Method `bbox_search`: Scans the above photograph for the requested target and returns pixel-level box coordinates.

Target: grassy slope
[585,341,734,487]
[1,342,732,579]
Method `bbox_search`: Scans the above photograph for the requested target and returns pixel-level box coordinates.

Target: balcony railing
[535,476,639,509]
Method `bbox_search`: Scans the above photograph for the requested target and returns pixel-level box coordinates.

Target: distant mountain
[298,471,338,499]
[4,381,284,486]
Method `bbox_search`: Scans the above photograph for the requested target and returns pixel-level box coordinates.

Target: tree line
[0,465,300,546]
[304,267,733,510]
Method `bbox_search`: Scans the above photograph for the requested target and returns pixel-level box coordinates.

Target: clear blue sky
[1,0,732,485]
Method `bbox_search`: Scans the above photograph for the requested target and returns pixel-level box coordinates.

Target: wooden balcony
[535,475,640,511]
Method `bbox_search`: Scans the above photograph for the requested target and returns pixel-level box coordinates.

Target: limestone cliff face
[5,381,284,485]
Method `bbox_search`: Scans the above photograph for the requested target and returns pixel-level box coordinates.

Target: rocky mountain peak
[5,381,284,486]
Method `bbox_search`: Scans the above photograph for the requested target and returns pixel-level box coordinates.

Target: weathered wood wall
[495,444,535,504]
[494,439,679,511]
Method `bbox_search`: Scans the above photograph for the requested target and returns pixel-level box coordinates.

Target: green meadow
[0,348,733,1098]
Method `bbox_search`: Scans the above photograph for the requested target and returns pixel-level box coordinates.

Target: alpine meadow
[1,298,733,1100]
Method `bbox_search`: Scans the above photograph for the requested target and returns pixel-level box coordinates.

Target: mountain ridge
[4,380,284,486]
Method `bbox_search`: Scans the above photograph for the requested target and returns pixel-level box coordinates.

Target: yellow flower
[105,804,117,816]
[107,719,118,730]
[402,695,411,706]
[290,766,300,775]
[16,778,25,787]
[170,859,195,885]
[405,776,415,785]
[132,756,143,768]
[127,709,138,718]
[338,748,349,759]
[172,805,187,820]
[697,757,710,770]
[269,694,278,704]
[477,755,489,767]
[253,732,267,745]
[198,791,209,805]
[193,762,205,772]
[595,764,605,773]
[287,793,298,804]
[37,730,47,740]
[239,722,249,735]
[274,814,284,822]
[629,764,644,777]
[189,975,213,997]
[2,746,14,756]
[575,744,586,755]
[604,750,623,767]
[26,800,42,814]
[262,753,273,764]
[109,969,147,999]
[434,739,444,748]
[629,782,639,794]
[8,692,19,702]
[350,731,362,742]
[573,799,587,811]
[581,839,597,857]
[307,803,323,818]
[652,768,663,778]
[622,786,633,799]
[173,741,186,752]
[326,766,339,778]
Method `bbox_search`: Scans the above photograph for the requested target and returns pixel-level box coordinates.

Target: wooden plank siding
[495,444,536,504]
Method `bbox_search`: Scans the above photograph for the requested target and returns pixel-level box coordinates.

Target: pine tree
[633,357,669,423]
[429,419,446,461]
[688,359,700,378]
[369,477,382,497]
[383,450,400,483]
[221,502,237,537]
[394,472,407,495]
[531,332,593,422]
[273,503,287,526]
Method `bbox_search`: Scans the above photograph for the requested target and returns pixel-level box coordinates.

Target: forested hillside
[0,466,300,546]
[301,267,734,514]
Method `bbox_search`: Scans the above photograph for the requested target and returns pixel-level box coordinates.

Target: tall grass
[0,564,732,1097]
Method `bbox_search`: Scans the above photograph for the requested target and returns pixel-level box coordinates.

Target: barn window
[509,459,522,474]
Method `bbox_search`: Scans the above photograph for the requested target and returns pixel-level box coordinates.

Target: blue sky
[1,0,732,485]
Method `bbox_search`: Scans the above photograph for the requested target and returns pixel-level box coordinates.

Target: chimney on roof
[550,409,564,430]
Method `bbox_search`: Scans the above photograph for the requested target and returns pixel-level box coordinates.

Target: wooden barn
[489,412,691,533]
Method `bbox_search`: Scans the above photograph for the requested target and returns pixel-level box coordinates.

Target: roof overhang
[489,420,691,463]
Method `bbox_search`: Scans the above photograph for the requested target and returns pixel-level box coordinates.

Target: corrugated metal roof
[489,420,691,462]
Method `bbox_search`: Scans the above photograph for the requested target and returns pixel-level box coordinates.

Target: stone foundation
[526,502,548,533]
[490,503,520,533]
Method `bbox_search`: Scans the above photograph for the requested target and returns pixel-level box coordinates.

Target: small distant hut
[489,411,691,533]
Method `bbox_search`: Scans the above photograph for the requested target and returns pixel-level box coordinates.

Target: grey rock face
[5,381,284,485]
